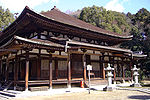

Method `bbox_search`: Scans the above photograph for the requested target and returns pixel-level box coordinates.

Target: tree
[112,24,122,34]
[121,8,150,78]
[79,5,131,34]
[0,6,15,31]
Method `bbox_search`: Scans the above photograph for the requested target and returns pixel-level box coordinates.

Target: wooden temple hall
[0,6,145,91]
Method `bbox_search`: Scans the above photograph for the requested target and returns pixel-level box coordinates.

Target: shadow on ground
[128,95,150,99]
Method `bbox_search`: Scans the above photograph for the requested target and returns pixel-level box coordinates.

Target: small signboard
[87,65,92,70]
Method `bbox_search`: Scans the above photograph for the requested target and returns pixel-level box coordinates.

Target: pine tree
[0,6,15,31]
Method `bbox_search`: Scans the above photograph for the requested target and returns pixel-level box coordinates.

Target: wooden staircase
[0,81,13,91]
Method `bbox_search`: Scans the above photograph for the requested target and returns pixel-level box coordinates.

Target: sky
[0,0,150,14]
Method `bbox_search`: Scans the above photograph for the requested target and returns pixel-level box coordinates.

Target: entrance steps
[84,79,107,90]
[0,90,21,100]
[90,79,107,86]
[0,81,13,91]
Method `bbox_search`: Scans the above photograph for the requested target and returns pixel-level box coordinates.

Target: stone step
[87,79,108,86]
[0,90,16,98]
[29,86,49,92]
[5,90,22,95]
[0,93,10,100]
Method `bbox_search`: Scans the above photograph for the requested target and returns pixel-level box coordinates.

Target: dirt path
[12,90,150,100]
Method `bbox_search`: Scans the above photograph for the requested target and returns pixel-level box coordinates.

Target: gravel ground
[11,89,150,100]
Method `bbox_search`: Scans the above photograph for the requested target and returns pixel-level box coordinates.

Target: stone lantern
[131,65,141,87]
[103,63,114,91]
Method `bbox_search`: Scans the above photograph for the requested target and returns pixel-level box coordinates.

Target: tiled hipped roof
[0,6,132,47]
[41,7,131,38]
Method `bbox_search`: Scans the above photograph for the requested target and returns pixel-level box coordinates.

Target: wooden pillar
[25,50,29,91]
[122,66,125,79]
[101,53,105,80]
[54,58,58,80]
[130,58,133,82]
[5,56,9,81]
[18,57,20,81]
[70,54,73,79]
[16,57,19,82]
[14,54,18,90]
[37,49,41,79]
[117,57,120,77]
[49,53,53,89]
[121,58,125,81]
[99,56,102,78]
[0,57,2,81]
[1,59,4,81]
[20,57,24,80]
[86,55,91,65]
[67,53,71,88]
[82,53,87,82]
[113,57,116,83]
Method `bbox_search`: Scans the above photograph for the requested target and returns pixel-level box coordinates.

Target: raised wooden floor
[15,78,107,85]
[17,78,82,85]
[1,78,108,91]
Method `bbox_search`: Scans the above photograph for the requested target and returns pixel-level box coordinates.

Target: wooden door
[71,54,83,78]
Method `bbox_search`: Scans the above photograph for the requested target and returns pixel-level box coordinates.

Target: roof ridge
[51,6,60,11]
[41,8,132,38]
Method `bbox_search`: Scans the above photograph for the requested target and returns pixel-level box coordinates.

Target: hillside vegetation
[79,5,130,34]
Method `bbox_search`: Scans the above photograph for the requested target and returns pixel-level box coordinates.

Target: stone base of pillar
[103,85,116,91]
[128,80,131,83]
[25,88,28,92]
[14,86,16,90]
[66,84,71,92]
[130,83,142,87]
[133,83,142,87]
[131,79,134,84]
[67,84,71,89]
[122,79,125,83]
[113,81,116,85]
[48,87,52,90]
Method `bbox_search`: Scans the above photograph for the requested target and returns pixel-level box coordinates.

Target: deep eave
[0,35,133,57]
